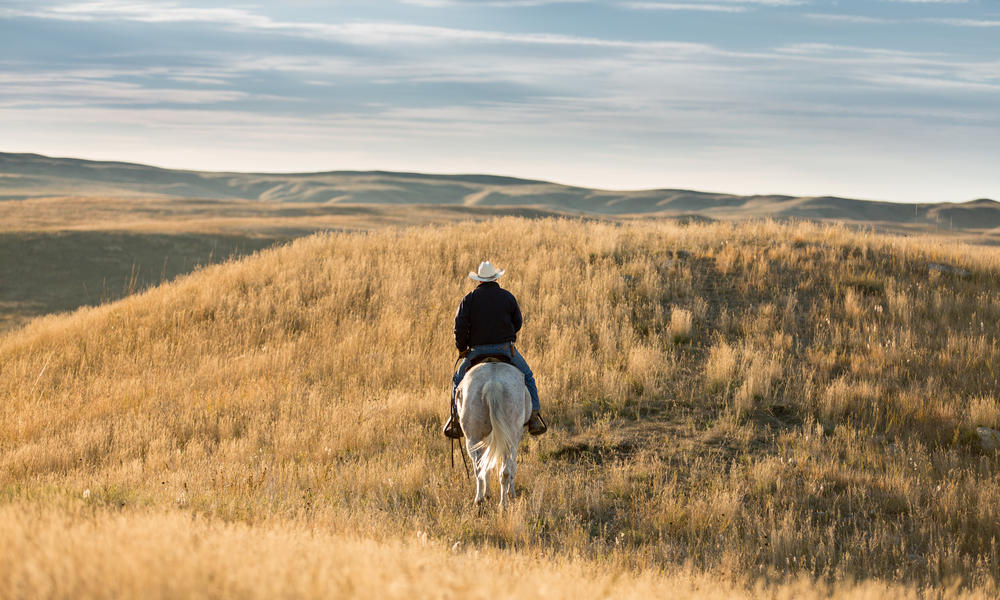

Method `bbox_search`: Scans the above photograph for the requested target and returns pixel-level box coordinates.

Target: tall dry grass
[10,503,995,600]
[3,504,994,600]
[2,217,1000,595]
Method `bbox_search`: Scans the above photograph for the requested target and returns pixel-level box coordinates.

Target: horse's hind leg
[479,452,490,504]
[465,438,487,505]
[499,449,517,509]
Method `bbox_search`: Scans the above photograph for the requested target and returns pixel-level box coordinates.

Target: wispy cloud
[804,13,1000,28]
[803,13,899,24]
[864,74,1000,92]
[727,0,804,4]
[0,76,249,106]
[627,0,803,9]
[625,3,748,12]
[1,1,269,25]
[404,0,803,6]
[401,0,584,6]
[930,18,1000,27]
[2,2,717,50]
[774,42,946,59]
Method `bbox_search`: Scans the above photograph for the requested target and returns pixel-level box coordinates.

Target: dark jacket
[454,281,522,351]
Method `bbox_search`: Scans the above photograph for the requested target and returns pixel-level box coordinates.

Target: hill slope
[2,152,997,227]
[2,218,1000,594]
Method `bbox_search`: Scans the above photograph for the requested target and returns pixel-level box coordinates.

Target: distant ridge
[1,152,996,228]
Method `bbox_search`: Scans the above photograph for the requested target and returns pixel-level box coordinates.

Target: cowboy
[443,260,547,438]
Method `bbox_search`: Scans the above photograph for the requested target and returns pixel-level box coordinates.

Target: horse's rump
[459,361,530,508]
[474,378,518,477]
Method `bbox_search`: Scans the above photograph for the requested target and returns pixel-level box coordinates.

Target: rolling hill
[2,152,997,228]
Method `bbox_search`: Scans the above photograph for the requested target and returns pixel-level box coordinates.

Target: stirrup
[526,411,547,436]
[443,415,463,439]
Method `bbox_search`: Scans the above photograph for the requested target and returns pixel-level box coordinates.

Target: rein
[451,437,471,480]
[450,353,471,480]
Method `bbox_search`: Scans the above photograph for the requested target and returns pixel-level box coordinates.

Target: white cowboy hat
[469,260,505,282]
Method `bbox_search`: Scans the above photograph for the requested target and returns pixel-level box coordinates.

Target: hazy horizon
[1,0,998,203]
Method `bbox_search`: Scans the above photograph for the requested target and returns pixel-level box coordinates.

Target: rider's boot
[526,410,547,436]
[443,413,463,439]
[443,394,463,439]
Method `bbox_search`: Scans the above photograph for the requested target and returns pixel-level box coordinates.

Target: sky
[0,0,997,203]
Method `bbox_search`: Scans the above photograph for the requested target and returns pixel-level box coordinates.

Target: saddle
[469,354,512,368]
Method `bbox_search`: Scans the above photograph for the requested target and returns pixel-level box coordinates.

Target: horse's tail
[475,379,517,478]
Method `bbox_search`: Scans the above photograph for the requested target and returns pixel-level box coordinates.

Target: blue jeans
[452,343,540,412]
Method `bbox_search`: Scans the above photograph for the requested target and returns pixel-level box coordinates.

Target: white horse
[456,360,531,509]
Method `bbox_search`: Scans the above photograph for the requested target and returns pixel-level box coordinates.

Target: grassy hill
[2,218,1000,597]
[0,194,565,333]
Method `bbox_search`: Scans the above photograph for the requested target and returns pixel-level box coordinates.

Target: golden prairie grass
[2,217,1000,595]
[670,308,694,343]
[705,339,737,391]
[6,505,993,600]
